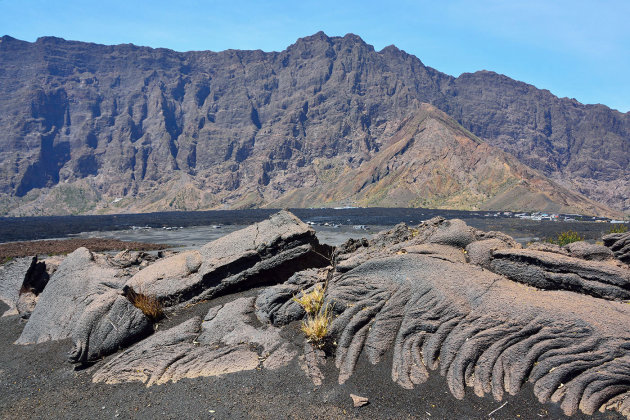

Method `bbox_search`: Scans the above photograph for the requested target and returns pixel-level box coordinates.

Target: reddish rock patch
[0,238,169,261]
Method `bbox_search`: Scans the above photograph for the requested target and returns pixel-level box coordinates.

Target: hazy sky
[1,0,628,112]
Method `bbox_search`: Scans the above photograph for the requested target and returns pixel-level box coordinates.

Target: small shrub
[293,283,325,316]
[300,304,333,346]
[546,230,583,247]
[608,224,629,234]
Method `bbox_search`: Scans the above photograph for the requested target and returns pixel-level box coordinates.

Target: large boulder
[125,210,332,306]
[68,289,153,363]
[603,231,630,265]
[489,248,630,300]
[15,248,152,363]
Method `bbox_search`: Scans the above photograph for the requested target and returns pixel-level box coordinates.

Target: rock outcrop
[489,248,630,300]
[125,210,332,306]
[93,297,297,385]
[15,248,153,363]
[15,211,331,364]
[322,254,630,417]
[604,232,630,265]
[0,257,34,316]
[258,217,630,418]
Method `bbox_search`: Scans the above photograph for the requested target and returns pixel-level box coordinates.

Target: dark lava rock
[335,217,482,273]
[490,248,630,300]
[604,232,630,265]
[15,247,152,363]
[324,253,630,417]
[527,242,570,255]
[126,210,332,306]
[93,298,297,385]
[259,219,630,417]
[68,288,152,363]
[466,238,515,269]
[564,241,615,261]
[10,215,630,419]
[255,267,328,326]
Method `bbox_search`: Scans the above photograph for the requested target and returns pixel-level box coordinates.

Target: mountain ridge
[0,33,627,216]
[265,103,615,216]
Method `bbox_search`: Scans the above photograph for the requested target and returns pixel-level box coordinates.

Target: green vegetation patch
[608,224,629,234]
[546,230,584,246]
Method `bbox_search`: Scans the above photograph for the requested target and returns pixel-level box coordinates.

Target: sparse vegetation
[124,286,164,321]
[1,256,14,265]
[293,283,325,316]
[293,283,333,346]
[546,230,584,247]
[300,303,333,345]
[608,224,629,234]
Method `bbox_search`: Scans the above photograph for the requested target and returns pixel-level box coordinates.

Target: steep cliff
[0,33,626,216]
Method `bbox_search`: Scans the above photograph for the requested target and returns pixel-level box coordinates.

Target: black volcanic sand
[0,208,619,243]
[0,296,621,420]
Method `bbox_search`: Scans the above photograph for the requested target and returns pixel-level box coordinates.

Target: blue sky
[1,0,628,112]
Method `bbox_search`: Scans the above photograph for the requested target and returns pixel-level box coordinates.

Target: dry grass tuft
[293,282,334,347]
[123,286,164,321]
[300,303,333,345]
[293,283,325,316]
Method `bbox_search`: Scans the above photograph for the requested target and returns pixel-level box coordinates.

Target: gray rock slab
[94,298,298,386]
[334,219,479,274]
[198,297,286,354]
[466,239,515,269]
[16,248,124,344]
[564,241,615,261]
[126,210,331,306]
[68,290,152,363]
[526,242,569,255]
[93,317,205,386]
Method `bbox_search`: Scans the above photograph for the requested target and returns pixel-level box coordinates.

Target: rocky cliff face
[0,32,627,216]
